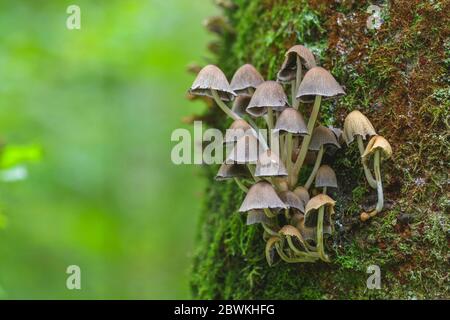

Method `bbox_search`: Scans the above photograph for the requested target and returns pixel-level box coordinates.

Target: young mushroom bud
[305,194,336,262]
[360,135,393,221]
[343,110,378,188]
[189,65,239,120]
[230,64,264,96]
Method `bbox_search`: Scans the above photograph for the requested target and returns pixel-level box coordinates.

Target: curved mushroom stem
[360,150,384,221]
[211,90,241,120]
[261,222,279,237]
[285,235,319,258]
[275,242,317,263]
[304,145,324,189]
[286,133,293,173]
[293,56,302,109]
[357,135,377,189]
[291,95,322,187]
[233,178,248,193]
[266,107,274,131]
[316,206,330,262]
[263,208,276,218]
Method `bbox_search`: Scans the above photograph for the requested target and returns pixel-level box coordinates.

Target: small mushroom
[305,194,336,262]
[226,134,263,164]
[255,149,288,177]
[230,64,264,96]
[293,186,310,207]
[343,110,377,188]
[215,163,250,181]
[232,96,251,118]
[279,191,305,213]
[291,67,345,186]
[360,135,393,221]
[277,45,316,83]
[246,81,289,136]
[304,126,340,189]
[315,165,338,194]
[189,65,239,120]
[274,108,308,136]
[239,181,287,213]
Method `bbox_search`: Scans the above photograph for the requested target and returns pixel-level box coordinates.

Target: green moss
[191,0,449,299]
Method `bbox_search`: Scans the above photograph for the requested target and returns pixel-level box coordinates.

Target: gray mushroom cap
[274,107,309,135]
[296,67,345,103]
[315,165,338,188]
[246,81,289,117]
[279,191,305,213]
[230,64,264,96]
[277,45,317,82]
[239,181,287,212]
[309,125,341,151]
[255,149,288,177]
[215,163,251,181]
[189,64,236,101]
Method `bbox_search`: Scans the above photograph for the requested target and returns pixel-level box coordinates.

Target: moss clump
[191,0,449,299]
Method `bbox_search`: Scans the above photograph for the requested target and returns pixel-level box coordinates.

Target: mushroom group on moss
[187,44,392,265]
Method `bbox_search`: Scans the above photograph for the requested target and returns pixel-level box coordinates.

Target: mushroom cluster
[187,45,392,265]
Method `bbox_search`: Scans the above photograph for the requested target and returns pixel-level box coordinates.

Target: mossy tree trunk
[191,0,449,299]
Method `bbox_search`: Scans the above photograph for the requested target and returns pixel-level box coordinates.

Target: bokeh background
[0,0,216,299]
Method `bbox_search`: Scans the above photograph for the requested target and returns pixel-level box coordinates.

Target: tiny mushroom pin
[360,135,393,221]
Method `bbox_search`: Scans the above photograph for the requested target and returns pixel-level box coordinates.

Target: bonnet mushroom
[360,135,392,221]
[343,110,377,188]
[189,64,239,120]
[315,165,338,194]
[230,64,264,96]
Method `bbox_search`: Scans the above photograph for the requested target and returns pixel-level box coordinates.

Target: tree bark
[191,0,449,299]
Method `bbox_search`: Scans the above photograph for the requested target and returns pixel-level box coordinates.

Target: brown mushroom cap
[215,163,251,181]
[232,96,251,117]
[255,149,288,177]
[279,225,304,241]
[362,135,393,163]
[343,110,377,144]
[246,210,272,225]
[277,45,317,82]
[296,67,345,103]
[279,191,305,212]
[274,107,309,135]
[309,125,341,151]
[293,186,310,206]
[305,194,335,226]
[239,181,287,212]
[246,81,289,117]
[315,165,338,188]
[230,64,264,96]
[189,64,236,101]
[224,119,253,144]
[226,134,263,164]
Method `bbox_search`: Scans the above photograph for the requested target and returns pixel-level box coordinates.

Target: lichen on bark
[191,0,449,299]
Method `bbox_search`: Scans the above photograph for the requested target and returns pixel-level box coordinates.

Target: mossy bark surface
[191,0,449,299]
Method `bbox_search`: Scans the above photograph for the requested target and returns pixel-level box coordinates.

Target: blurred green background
[0,0,216,299]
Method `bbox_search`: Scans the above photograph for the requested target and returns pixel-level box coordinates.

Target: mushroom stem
[291,95,322,186]
[304,145,324,189]
[266,107,274,132]
[293,56,302,109]
[323,186,327,195]
[286,133,293,173]
[275,242,317,263]
[246,164,259,181]
[261,222,279,237]
[373,149,384,213]
[233,178,248,193]
[263,208,276,218]
[357,135,377,189]
[316,206,330,262]
[211,90,241,120]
